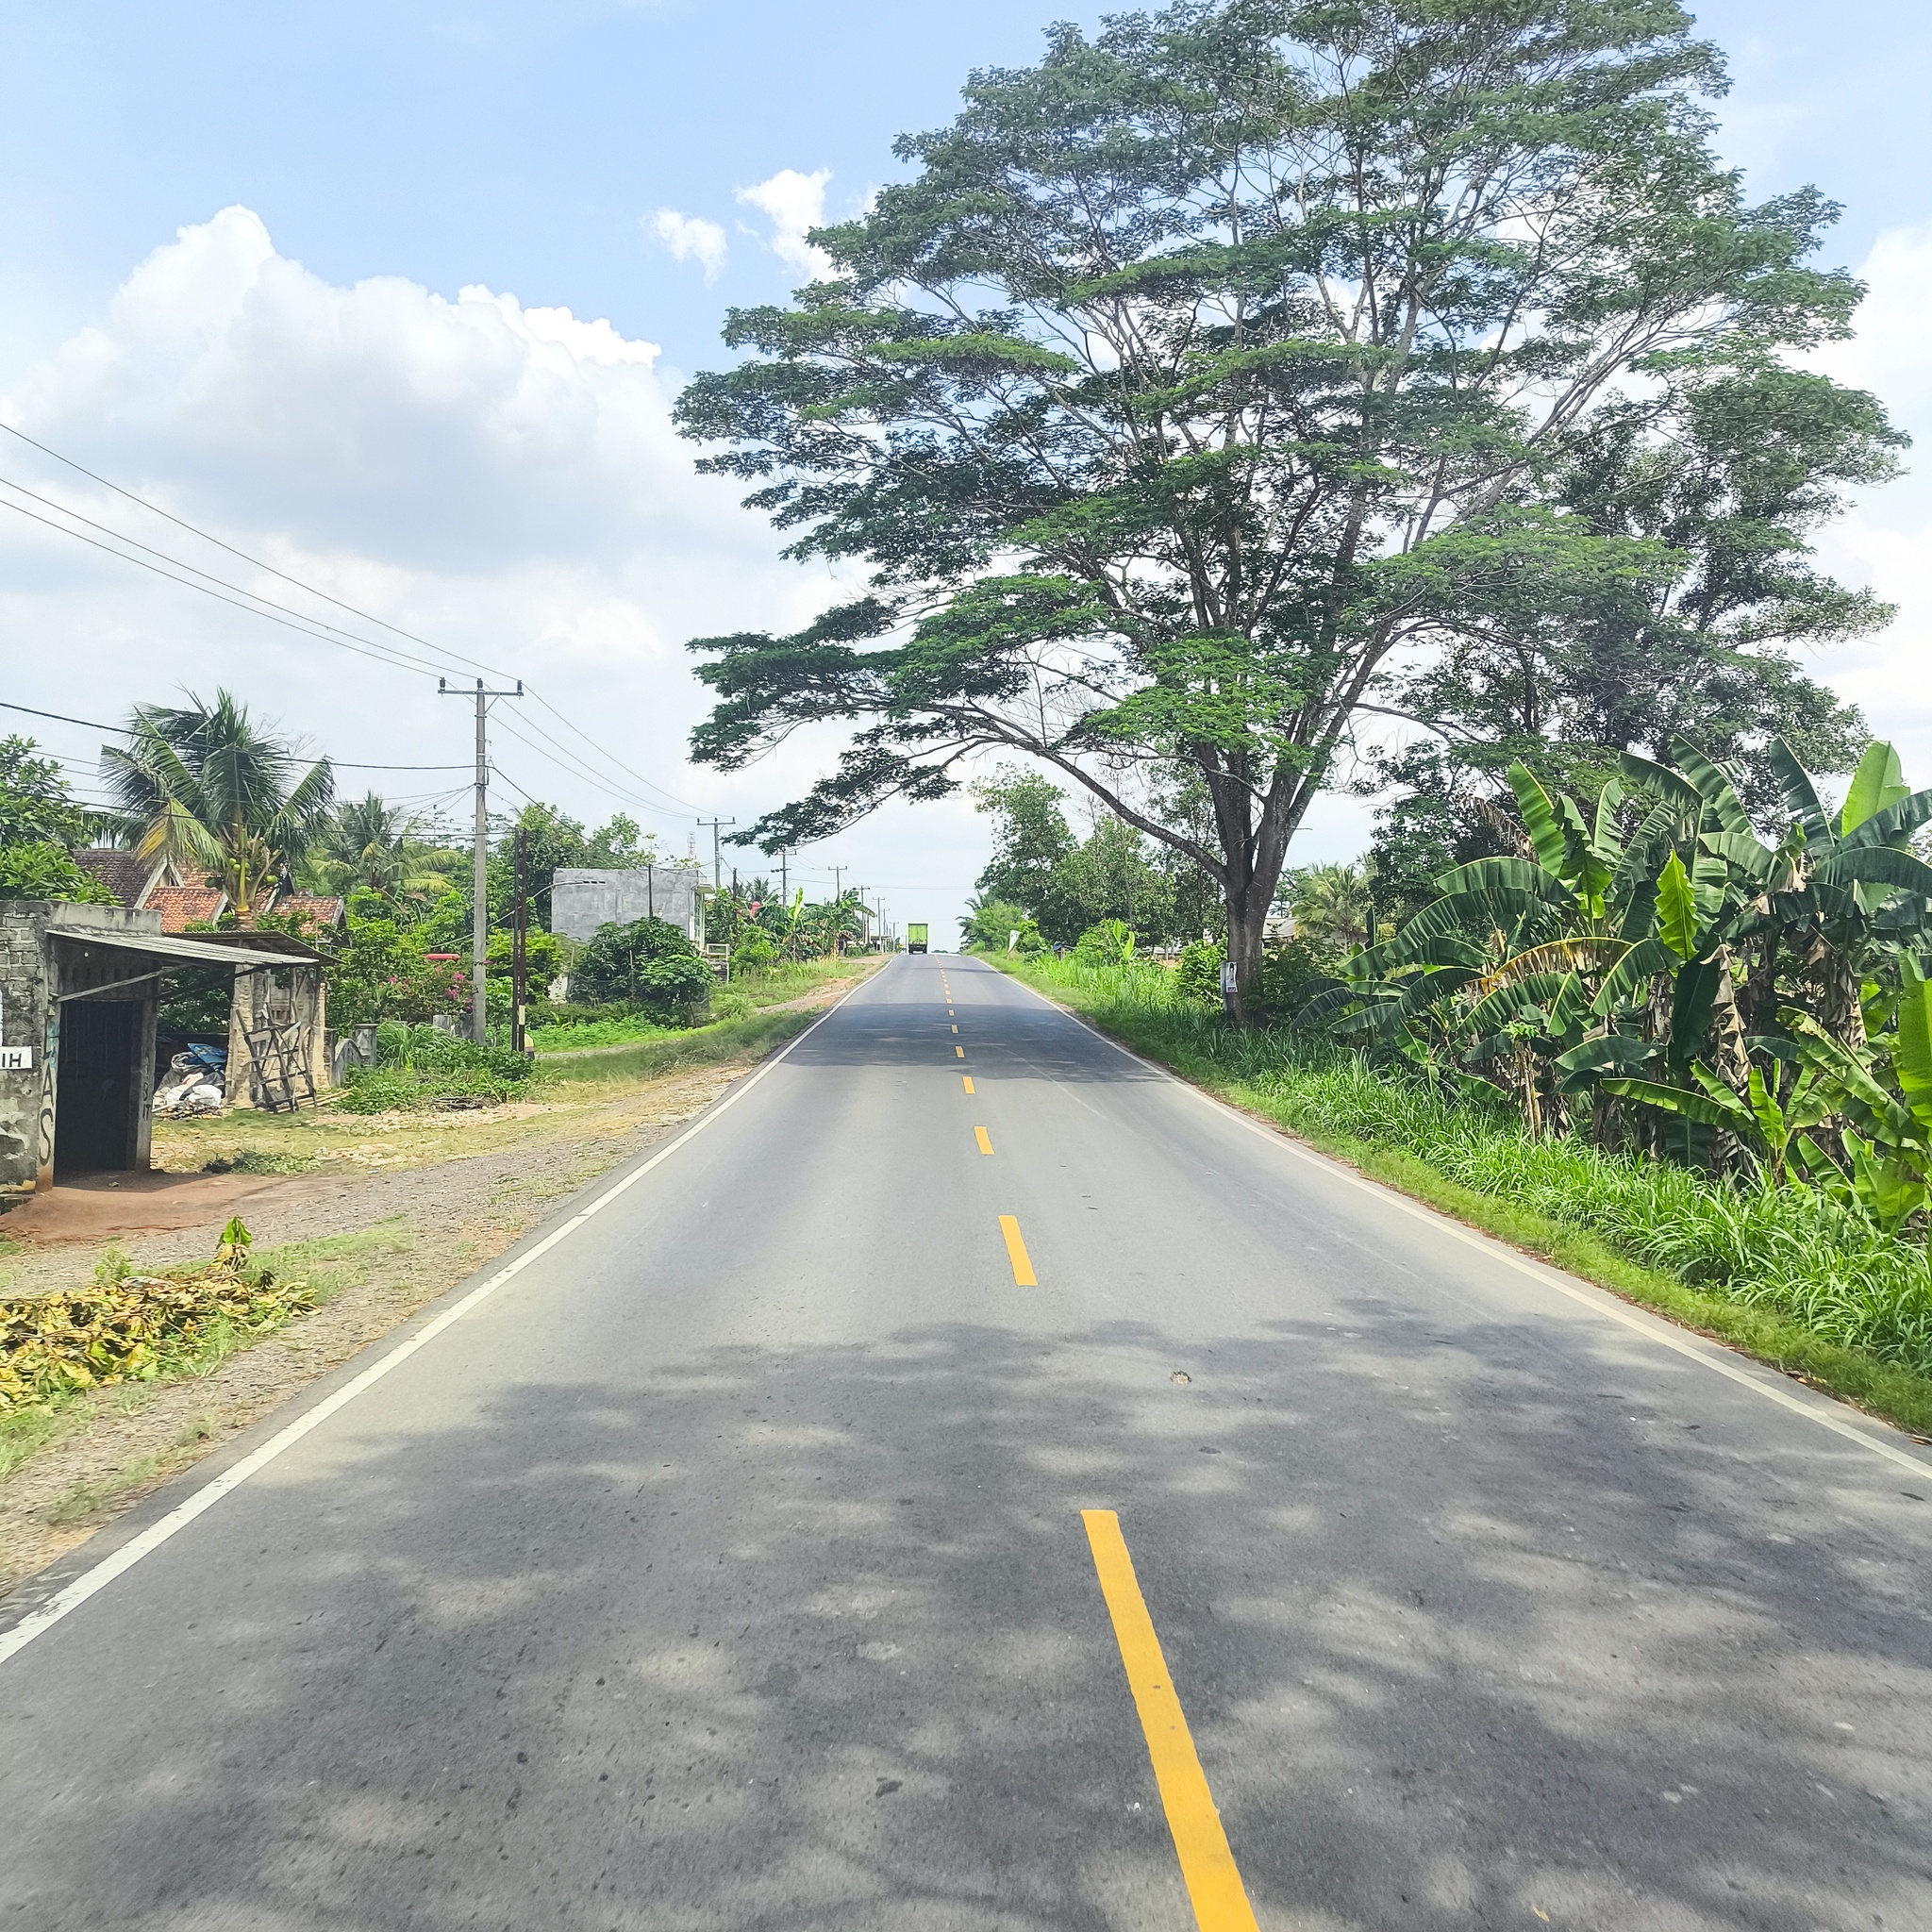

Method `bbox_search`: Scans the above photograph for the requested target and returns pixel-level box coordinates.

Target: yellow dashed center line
[951,1024,959,1034]
[1083,1511,1260,1932]
[974,1125,993,1156]
[997,1214,1036,1285]
[956,1044,965,1058]
[961,1075,974,1093]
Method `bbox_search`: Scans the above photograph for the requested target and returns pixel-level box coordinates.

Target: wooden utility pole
[440,675,522,1041]
[511,824,529,1055]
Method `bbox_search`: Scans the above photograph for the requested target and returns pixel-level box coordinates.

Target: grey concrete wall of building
[550,867,703,943]
[0,903,167,1200]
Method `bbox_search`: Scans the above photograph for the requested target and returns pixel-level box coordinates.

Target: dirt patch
[0,1051,762,1601]
[1,1170,331,1245]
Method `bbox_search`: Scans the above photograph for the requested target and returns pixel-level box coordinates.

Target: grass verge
[535,1002,834,1087]
[993,956,1932,1442]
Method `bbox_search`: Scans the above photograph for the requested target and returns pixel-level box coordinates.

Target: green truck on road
[907,924,929,954]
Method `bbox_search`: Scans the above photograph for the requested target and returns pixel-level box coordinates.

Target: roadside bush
[572,916,711,1025]
[732,928,776,972]
[1257,937,1340,1019]
[338,1023,535,1111]
[1174,940,1224,1006]
[1073,919,1136,966]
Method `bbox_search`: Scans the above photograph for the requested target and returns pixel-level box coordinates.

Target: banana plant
[1780,972,1932,1234]
[1598,1061,1834,1184]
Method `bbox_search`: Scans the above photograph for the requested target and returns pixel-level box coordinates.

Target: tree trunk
[1224,881,1269,1024]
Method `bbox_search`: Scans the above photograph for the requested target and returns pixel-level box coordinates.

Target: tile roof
[267,893,345,930]
[142,883,227,932]
[73,848,155,907]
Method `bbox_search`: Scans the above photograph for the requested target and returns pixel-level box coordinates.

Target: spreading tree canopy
[677,0,1892,1015]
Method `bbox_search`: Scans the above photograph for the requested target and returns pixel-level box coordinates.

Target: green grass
[531,957,875,1056]
[534,1006,827,1086]
[997,955,1932,1439]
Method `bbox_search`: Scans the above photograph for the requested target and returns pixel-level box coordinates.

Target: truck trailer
[906,924,929,954]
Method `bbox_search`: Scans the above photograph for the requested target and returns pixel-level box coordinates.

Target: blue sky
[3,1,1929,936]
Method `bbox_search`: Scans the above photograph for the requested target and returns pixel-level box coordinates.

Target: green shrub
[340,1023,535,1110]
[1174,940,1224,1006]
[572,916,711,1024]
[1073,919,1136,966]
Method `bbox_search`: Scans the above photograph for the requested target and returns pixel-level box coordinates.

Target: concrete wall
[551,867,703,943]
[0,903,165,1202]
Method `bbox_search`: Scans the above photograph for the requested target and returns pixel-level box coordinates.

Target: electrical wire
[0,422,711,815]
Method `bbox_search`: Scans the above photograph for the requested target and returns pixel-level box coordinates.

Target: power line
[0,422,711,815]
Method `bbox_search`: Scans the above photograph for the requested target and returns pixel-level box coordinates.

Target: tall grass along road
[4,957,1929,1929]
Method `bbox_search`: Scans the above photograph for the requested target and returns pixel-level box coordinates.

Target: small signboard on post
[0,1047,32,1071]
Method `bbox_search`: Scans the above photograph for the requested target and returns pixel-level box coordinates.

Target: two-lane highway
[4,954,1931,1928]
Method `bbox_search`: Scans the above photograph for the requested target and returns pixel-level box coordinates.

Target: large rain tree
[678,0,1887,1017]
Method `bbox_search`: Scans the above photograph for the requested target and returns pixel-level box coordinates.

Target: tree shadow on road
[8,1309,1930,1930]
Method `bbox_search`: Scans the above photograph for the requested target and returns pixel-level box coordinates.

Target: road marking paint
[956,1045,965,1058]
[998,1214,1036,1285]
[951,1024,958,1034]
[974,1125,993,1155]
[962,1076,974,1093]
[1083,1511,1259,1932]
[0,970,884,1669]
[1006,975,1932,1480]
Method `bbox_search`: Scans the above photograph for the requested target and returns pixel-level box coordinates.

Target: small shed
[0,903,327,1207]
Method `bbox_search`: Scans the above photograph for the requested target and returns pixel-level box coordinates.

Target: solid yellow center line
[961,1075,974,1093]
[997,1214,1036,1285]
[1082,1511,1260,1932]
[956,1044,965,1058]
[974,1125,993,1155]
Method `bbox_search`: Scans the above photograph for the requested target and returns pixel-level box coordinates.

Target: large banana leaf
[1668,738,1755,836]
[1460,970,1582,1043]
[1840,787,1932,852]
[1767,736,1835,851]
[1656,852,1700,961]
[1617,750,1702,821]
[1591,937,1674,1015]
[1469,937,1629,996]
[1507,765,1570,878]
[1839,740,1910,837]
[1701,829,1777,881]
[1554,1032,1657,1091]
[1599,1074,1747,1133]
[1893,959,1932,1128]
[1814,846,1932,898]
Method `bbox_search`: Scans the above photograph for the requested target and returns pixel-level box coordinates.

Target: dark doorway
[55,1001,140,1174]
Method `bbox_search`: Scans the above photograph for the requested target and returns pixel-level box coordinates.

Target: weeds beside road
[995,953,1932,1439]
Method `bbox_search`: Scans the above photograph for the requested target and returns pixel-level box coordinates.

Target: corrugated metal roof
[47,928,316,969]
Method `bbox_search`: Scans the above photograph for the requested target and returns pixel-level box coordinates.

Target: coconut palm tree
[312,792,443,900]
[102,690,334,924]
[1285,861,1376,951]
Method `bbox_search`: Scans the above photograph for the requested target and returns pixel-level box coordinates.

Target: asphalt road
[4,954,1931,1930]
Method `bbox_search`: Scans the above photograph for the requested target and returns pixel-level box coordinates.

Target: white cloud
[736,168,833,281]
[646,208,727,284]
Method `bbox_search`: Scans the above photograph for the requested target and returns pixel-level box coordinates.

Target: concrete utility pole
[699,818,737,891]
[778,848,788,902]
[511,824,529,1056]
[440,675,522,1042]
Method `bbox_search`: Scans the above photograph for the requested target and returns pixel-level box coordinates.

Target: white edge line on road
[990,962,1932,1481]
[0,966,887,1670]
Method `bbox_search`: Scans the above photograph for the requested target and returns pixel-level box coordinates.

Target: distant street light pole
[441,675,523,1042]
